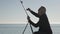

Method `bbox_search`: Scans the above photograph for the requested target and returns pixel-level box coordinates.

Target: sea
[0,24,60,34]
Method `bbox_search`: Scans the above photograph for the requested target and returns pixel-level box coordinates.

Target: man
[26,6,53,34]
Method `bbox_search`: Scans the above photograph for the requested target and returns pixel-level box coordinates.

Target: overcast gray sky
[0,0,60,24]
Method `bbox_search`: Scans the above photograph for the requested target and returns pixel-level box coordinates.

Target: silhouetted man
[27,6,53,34]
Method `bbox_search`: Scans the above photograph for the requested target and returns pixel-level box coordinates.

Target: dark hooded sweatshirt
[28,10,52,34]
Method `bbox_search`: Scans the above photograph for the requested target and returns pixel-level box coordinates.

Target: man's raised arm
[26,8,40,18]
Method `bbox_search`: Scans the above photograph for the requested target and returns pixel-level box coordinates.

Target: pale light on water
[0,24,60,34]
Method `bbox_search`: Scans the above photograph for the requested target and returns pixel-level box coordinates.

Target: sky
[0,0,60,24]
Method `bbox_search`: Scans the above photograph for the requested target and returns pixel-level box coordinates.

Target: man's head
[38,6,46,16]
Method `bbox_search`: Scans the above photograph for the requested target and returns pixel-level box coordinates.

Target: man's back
[38,14,52,34]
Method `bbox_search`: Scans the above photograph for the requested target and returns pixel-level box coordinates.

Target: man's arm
[27,16,38,27]
[30,10,40,18]
[27,8,40,18]
[29,19,38,27]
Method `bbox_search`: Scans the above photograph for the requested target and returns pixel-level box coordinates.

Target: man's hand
[26,8,31,11]
[27,16,30,21]
[27,16,31,23]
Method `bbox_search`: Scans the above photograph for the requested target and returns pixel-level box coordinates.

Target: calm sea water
[0,24,60,34]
